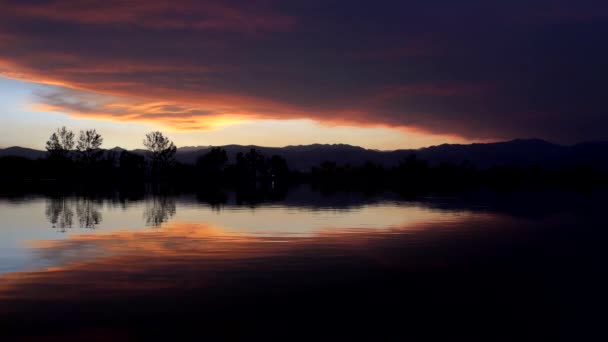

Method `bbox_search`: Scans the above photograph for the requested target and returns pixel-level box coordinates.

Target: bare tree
[77,129,103,165]
[46,126,75,159]
[143,131,176,173]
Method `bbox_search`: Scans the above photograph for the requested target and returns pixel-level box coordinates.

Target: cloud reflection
[0,213,498,304]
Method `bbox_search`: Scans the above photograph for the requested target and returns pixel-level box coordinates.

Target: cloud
[1,0,608,142]
[3,0,295,33]
[33,87,267,130]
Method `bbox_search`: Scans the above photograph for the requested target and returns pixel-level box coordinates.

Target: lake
[0,186,606,341]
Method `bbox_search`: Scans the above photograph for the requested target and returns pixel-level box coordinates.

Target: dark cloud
[1,0,608,141]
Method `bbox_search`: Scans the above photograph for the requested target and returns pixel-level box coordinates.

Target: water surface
[0,187,606,341]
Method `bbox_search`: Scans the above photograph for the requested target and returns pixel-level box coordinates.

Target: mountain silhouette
[2,139,608,171]
[0,146,47,160]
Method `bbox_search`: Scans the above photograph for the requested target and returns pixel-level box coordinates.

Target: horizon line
[4,138,608,153]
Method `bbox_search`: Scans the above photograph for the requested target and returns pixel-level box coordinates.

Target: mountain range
[2,139,608,171]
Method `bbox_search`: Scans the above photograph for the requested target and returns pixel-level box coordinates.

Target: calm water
[0,186,606,341]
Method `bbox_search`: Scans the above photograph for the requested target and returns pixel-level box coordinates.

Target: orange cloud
[0,1,482,141]
[30,85,307,131]
[0,49,488,142]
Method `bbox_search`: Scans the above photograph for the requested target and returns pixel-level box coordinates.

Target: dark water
[0,186,606,341]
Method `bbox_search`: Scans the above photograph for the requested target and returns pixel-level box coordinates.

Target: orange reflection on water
[0,211,500,312]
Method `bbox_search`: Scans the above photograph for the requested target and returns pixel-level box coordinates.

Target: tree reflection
[143,196,176,227]
[76,198,103,229]
[45,197,102,231]
[45,197,74,232]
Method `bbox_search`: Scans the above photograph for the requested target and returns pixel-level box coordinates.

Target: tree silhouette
[196,147,228,177]
[46,127,75,159]
[236,149,267,180]
[143,131,176,176]
[76,129,103,166]
[268,155,289,179]
[118,150,146,179]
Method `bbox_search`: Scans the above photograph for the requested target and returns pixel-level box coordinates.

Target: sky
[1,0,607,150]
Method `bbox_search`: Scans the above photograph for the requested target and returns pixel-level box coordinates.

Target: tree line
[0,127,605,190]
[39,127,178,181]
[0,127,290,184]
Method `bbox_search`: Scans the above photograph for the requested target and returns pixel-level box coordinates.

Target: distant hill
[0,146,46,160]
[175,144,375,170]
[2,139,608,171]
[411,139,608,170]
[173,140,608,171]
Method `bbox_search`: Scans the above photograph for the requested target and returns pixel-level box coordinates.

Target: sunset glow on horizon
[0,76,479,150]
